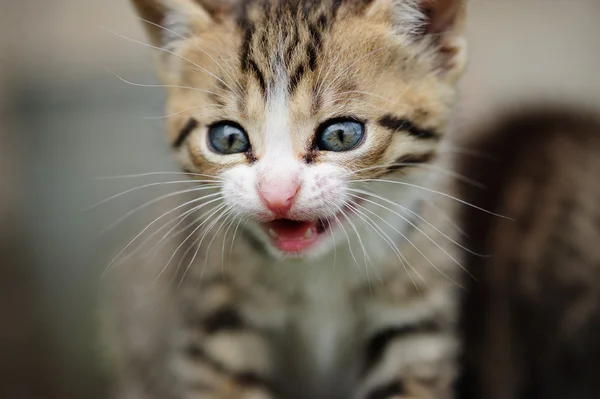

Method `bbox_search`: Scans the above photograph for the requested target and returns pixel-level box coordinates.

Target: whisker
[322,216,337,269]
[142,104,222,120]
[85,180,220,212]
[348,188,486,259]
[345,202,424,292]
[94,171,225,181]
[106,69,227,100]
[103,26,242,102]
[348,189,481,280]
[203,209,236,268]
[138,18,245,95]
[333,203,371,284]
[422,195,469,238]
[144,212,203,260]
[330,210,364,276]
[228,215,246,261]
[343,163,486,189]
[350,178,512,220]
[349,198,464,289]
[228,216,250,272]
[98,185,221,235]
[178,204,231,287]
[103,193,223,273]
[129,198,219,263]
[159,202,228,283]
[440,145,499,160]
[220,211,241,273]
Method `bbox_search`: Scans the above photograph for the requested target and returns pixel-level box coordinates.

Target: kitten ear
[369,0,467,79]
[129,0,234,48]
[415,0,466,38]
[411,0,467,79]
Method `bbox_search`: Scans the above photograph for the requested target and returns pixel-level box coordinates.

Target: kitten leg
[171,280,278,399]
[356,334,457,399]
[355,313,458,399]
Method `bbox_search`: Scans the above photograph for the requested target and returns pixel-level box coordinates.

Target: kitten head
[131,0,467,258]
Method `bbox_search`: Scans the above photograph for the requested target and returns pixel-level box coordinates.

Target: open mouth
[262,219,331,253]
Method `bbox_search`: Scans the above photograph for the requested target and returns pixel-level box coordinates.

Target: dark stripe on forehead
[174,118,198,148]
[307,22,322,70]
[239,21,267,96]
[248,59,267,94]
[378,114,440,139]
[288,64,305,94]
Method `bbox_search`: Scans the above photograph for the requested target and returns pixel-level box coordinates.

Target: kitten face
[132,0,467,258]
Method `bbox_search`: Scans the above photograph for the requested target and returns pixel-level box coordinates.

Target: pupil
[227,132,235,148]
[336,129,345,143]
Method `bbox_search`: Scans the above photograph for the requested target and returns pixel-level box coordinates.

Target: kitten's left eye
[208,122,250,155]
[316,119,365,152]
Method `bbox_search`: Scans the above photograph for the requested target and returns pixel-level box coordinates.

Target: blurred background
[0,0,599,398]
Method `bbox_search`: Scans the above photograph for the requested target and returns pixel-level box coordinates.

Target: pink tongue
[265,219,319,252]
[267,220,314,239]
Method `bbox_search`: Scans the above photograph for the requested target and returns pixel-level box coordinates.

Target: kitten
[456,107,600,399]
[106,1,469,398]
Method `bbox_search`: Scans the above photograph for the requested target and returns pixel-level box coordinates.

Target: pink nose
[258,180,301,216]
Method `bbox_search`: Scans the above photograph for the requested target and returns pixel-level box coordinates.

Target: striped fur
[457,108,600,399]
[108,1,469,398]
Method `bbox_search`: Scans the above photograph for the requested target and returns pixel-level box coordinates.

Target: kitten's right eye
[208,122,251,155]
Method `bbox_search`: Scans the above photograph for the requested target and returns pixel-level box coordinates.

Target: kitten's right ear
[129,0,234,48]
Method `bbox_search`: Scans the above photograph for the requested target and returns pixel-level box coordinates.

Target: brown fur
[135,0,466,180]
[457,107,600,399]
[110,1,470,398]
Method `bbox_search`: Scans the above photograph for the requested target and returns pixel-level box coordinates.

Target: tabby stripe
[365,380,406,399]
[239,22,254,69]
[388,151,437,172]
[378,114,439,139]
[284,23,299,63]
[363,320,440,373]
[307,21,322,70]
[184,344,276,393]
[307,42,318,71]
[174,118,198,148]
[239,22,267,95]
[248,59,267,94]
[202,307,246,333]
[332,0,344,17]
[288,64,306,94]
[212,79,228,107]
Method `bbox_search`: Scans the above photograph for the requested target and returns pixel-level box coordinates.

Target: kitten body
[457,108,600,399]
[106,1,469,398]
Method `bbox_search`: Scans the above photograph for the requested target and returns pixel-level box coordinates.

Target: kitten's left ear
[412,0,468,80]
[370,0,467,80]
[416,0,466,38]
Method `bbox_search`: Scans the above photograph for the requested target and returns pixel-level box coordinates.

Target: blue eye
[317,119,365,152]
[208,122,251,155]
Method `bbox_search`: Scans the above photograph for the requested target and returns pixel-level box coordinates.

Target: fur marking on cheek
[174,118,199,148]
[388,151,438,171]
[378,114,440,140]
